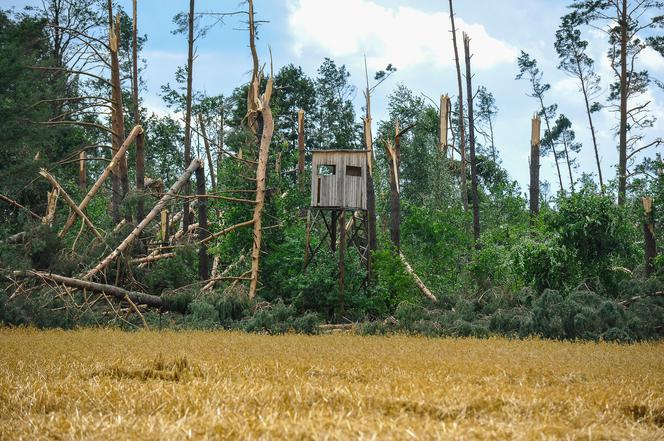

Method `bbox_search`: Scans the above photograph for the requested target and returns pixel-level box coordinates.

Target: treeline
[0,1,663,341]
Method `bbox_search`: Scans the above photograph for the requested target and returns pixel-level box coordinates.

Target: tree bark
[183,0,195,230]
[618,0,628,205]
[538,94,564,193]
[38,169,102,239]
[449,0,468,213]
[463,33,480,243]
[577,60,604,192]
[15,271,164,308]
[107,2,128,223]
[363,58,377,273]
[439,94,449,156]
[530,115,541,221]
[78,151,87,192]
[561,130,575,193]
[84,159,201,280]
[196,163,209,280]
[399,252,437,302]
[198,114,216,188]
[61,125,143,237]
[643,197,656,276]
[132,0,146,221]
[298,108,305,191]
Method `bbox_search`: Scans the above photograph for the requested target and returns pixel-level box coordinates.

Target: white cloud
[640,47,664,72]
[287,0,517,71]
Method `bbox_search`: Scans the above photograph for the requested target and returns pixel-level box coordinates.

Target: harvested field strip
[0,329,663,440]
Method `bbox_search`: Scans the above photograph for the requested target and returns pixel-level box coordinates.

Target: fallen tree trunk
[84,159,201,280]
[38,169,103,239]
[60,125,143,237]
[399,252,437,302]
[14,270,163,308]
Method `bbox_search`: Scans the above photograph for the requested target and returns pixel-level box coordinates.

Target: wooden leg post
[338,209,345,315]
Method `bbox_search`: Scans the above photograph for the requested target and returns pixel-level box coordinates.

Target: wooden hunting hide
[310,150,367,210]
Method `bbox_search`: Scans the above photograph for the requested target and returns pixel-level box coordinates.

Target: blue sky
[6,0,664,193]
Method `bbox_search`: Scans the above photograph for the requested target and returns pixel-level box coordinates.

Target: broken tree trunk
[182,0,195,232]
[449,0,468,213]
[78,151,87,192]
[399,252,437,302]
[61,125,143,237]
[643,197,656,276]
[248,97,274,299]
[84,159,201,280]
[202,253,247,291]
[246,0,274,299]
[15,270,163,308]
[43,189,59,227]
[298,108,305,191]
[439,94,450,156]
[363,56,377,275]
[530,114,541,220]
[38,169,102,240]
[464,32,481,243]
[198,114,216,188]
[108,4,128,223]
[196,162,210,280]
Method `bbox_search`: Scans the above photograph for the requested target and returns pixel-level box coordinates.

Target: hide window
[318,164,336,175]
[346,165,362,177]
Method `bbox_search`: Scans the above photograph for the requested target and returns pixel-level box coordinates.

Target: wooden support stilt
[338,209,346,314]
[304,209,312,271]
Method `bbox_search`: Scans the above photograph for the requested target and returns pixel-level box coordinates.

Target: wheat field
[0,329,663,440]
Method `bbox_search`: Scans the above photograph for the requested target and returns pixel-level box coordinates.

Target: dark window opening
[346,165,362,177]
[318,164,336,176]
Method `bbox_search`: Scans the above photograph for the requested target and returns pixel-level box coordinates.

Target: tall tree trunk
[183,0,195,230]
[198,114,216,188]
[391,126,402,250]
[218,101,224,182]
[578,61,604,192]
[537,95,564,193]
[618,0,628,205]
[132,0,146,221]
[643,197,656,276]
[298,108,305,191]
[196,163,209,280]
[561,130,575,193]
[363,57,377,274]
[489,118,496,163]
[449,0,468,212]
[247,0,275,299]
[108,1,127,224]
[530,115,541,221]
[463,33,480,243]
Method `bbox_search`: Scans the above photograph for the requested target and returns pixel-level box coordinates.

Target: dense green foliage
[1,5,663,341]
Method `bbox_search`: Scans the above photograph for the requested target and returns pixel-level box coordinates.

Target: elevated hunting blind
[310,150,368,210]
